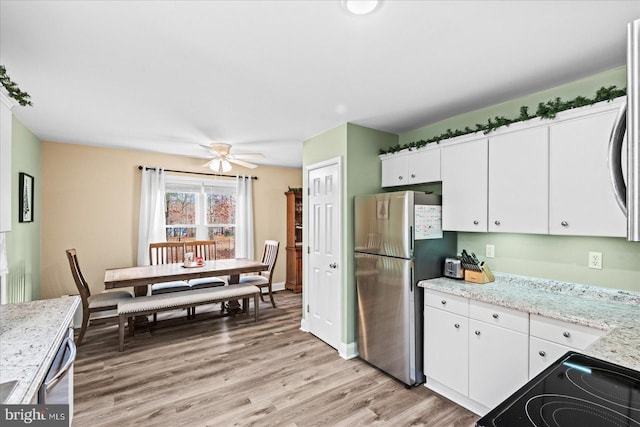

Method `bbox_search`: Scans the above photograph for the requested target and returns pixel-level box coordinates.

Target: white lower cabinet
[424,306,469,396]
[528,314,605,379]
[424,290,530,415]
[468,318,529,409]
[529,336,572,379]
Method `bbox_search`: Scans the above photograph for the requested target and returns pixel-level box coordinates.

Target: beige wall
[41,141,301,299]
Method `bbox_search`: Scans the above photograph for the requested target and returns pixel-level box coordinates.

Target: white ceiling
[1,1,638,169]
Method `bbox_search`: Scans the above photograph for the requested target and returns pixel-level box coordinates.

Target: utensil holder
[464,264,495,284]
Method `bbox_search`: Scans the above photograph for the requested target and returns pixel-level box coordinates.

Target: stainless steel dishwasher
[38,327,75,421]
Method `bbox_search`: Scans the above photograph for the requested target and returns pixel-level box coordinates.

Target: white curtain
[235,175,254,259]
[137,167,166,266]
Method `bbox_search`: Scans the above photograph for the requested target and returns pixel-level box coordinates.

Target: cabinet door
[468,319,529,409]
[489,127,549,234]
[529,336,572,379]
[549,111,626,237]
[0,101,12,232]
[408,148,440,184]
[424,307,469,396]
[441,139,489,231]
[381,155,408,187]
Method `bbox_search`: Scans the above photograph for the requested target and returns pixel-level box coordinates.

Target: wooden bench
[117,284,260,351]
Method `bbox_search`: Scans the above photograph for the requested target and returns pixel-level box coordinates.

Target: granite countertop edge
[418,272,640,372]
[1,296,80,404]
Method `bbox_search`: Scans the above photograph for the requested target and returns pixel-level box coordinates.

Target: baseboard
[338,341,358,360]
[299,317,309,332]
[271,281,285,292]
[424,377,488,416]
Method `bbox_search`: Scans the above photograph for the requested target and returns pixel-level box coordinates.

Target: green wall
[398,66,640,292]
[8,115,41,301]
[303,123,398,346]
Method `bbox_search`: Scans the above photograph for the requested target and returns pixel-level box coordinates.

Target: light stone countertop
[419,272,640,372]
[0,296,80,404]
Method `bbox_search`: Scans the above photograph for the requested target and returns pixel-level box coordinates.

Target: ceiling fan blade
[202,159,214,168]
[228,158,258,169]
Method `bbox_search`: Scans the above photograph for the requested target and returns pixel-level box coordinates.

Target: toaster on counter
[444,257,464,279]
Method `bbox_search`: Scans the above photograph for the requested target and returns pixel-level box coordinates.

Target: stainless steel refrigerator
[354,191,456,386]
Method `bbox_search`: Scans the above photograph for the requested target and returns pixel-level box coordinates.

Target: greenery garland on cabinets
[379,85,626,155]
[0,65,32,106]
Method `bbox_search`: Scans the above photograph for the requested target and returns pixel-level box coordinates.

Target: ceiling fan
[200,142,264,173]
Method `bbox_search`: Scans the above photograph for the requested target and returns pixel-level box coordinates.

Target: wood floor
[74,291,479,427]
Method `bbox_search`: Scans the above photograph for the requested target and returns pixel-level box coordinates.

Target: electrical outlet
[588,252,603,270]
[486,244,495,258]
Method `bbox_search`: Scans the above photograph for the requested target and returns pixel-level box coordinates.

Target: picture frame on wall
[18,172,34,223]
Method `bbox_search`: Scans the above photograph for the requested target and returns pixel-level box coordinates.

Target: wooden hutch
[284,189,303,293]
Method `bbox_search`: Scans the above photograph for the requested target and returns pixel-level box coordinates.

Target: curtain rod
[138,165,258,180]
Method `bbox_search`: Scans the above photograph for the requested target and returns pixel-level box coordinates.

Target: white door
[306,159,341,350]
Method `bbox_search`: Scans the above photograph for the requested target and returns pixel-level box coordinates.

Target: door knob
[329,263,338,269]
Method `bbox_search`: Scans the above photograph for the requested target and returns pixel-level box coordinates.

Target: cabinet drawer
[469,300,528,334]
[425,289,468,317]
[530,314,605,349]
[529,336,573,379]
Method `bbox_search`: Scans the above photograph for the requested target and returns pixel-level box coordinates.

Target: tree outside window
[165,177,236,259]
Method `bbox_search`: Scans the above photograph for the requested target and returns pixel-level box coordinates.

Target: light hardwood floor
[74,292,479,427]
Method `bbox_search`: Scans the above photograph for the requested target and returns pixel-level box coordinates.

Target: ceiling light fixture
[209,158,232,173]
[341,0,380,15]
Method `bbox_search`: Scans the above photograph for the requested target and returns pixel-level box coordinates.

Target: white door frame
[300,156,347,357]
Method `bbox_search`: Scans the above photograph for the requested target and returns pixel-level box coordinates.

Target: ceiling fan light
[221,159,232,173]
[209,159,221,172]
[342,0,379,15]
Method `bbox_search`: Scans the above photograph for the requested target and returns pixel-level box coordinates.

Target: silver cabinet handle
[329,263,337,269]
[441,300,447,305]
[561,221,569,227]
[475,330,481,336]
[494,220,501,225]
[492,313,499,319]
[539,351,546,357]
[563,331,571,338]
[454,323,460,329]
[473,220,479,225]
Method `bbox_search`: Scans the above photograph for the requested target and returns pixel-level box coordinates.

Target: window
[165,176,236,259]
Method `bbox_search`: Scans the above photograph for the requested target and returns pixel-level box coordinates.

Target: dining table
[104,258,268,327]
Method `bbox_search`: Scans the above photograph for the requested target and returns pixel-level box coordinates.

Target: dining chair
[149,242,191,322]
[185,240,226,289]
[236,240,280,308]
[66,248,133,345]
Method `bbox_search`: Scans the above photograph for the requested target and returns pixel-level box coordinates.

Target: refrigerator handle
[410,264,414,293]
[409,225,414,253]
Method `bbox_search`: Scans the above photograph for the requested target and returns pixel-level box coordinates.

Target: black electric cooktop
[477,351,640,427]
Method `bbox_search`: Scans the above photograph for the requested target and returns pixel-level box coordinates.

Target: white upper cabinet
[488,126,549,234]
[549,110,627,237]
[381,147,440,187]
[442,138,488,232]
[0,93,14,233]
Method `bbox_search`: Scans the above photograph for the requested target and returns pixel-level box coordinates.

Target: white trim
[424,378,489,416]
[338,341,358,360]
[0,88,18,110]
